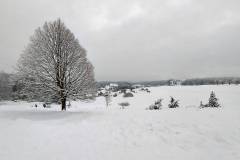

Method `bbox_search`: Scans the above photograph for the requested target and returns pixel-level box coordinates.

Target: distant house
[168,79,182,86]
[110,83,118,88]
[176,80,182,85]
[105,83,119,91]
[168,80,174,86]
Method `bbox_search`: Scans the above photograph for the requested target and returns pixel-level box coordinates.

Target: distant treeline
[97,77,240,88]
[0,72,22,101]
[181,77,240,85]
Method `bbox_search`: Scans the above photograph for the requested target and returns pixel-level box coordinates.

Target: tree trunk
[61,97,66,111]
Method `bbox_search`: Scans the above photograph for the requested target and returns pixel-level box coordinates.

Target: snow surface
[0,85,240,160]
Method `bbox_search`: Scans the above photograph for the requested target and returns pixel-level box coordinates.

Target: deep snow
[0,85,240,160]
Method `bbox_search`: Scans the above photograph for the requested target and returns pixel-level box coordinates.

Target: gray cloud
[0,0,240,80]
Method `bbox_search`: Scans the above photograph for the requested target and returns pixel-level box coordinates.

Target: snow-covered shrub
[118,102,130,109]
[123,92,134,98]
[168,97,179,108]
[140,88,150,93]
[43,102,51,108]
[146,88,151,93]
[148,104,155,110]
[148,98,163,110]
[199,101,208,108]
[208,91,221,107]
[98,91,104,96]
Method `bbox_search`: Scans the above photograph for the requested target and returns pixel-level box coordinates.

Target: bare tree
[17,19,96,110]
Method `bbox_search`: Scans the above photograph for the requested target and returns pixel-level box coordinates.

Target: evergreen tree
[208,91,220,107]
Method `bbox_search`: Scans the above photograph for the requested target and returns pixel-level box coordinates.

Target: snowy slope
[0,85,240,160]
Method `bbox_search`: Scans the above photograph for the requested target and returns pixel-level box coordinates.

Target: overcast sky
[0,0,240,81]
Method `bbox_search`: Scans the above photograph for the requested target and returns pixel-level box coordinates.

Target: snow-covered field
[0,85,240,160]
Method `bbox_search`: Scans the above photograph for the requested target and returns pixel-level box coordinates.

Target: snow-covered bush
[148,104,155,110]
[140,88,150,93]
[43,102,51,108]
[199,101,208,108]
[146,88,151,93]
[148,98,163,110]
[98,91,104,96]
[168,97,179,108]
[123,92,134,98]
[118,102,130,109]
[208,91,221,107]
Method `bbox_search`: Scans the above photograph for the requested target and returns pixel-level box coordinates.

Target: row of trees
[97,77,240,89]
[0,19,97,110]
[181,77,240,86]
